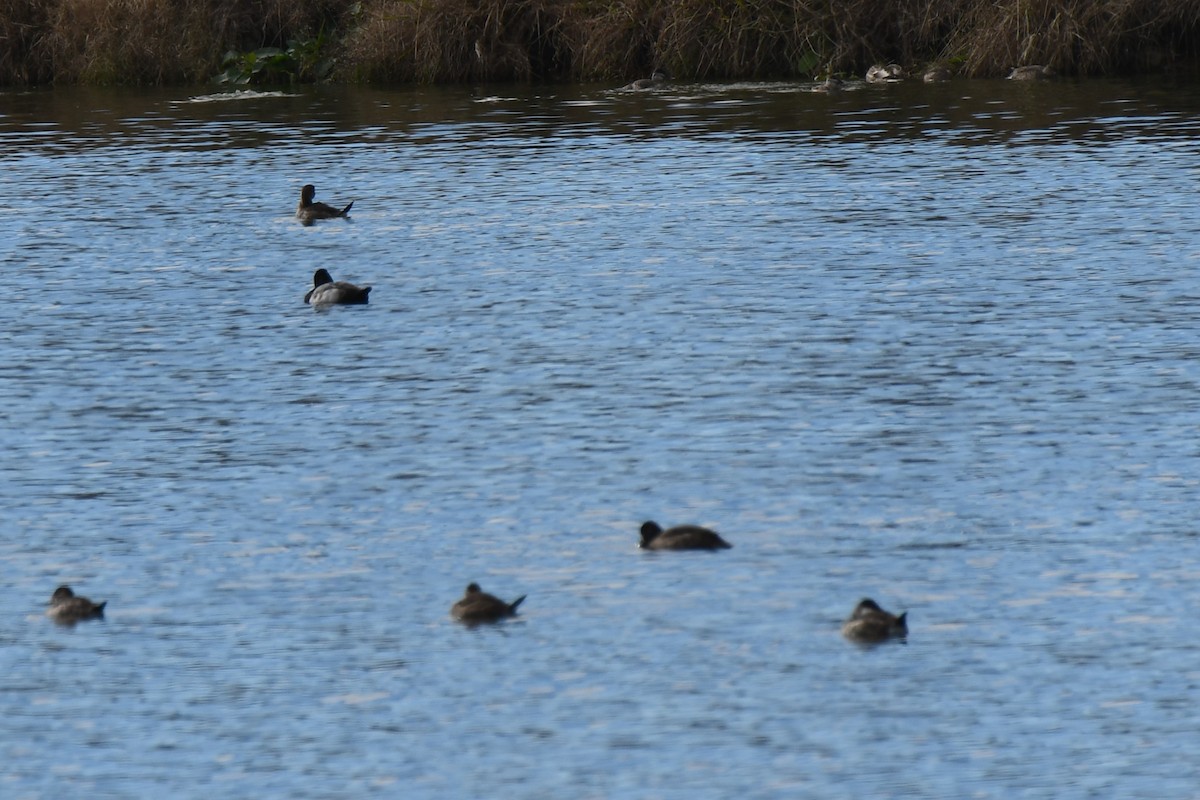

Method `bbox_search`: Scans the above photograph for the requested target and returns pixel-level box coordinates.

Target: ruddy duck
[46,586,106,625]
[623,71,668,90]
[304,268,371,305]
[813,76,845,93]
[296,184,354,224]
[866,63,904,83]
[842,598,908,643]
[451,583,527,623]
[1007,65,1054,81]
[922,65,952,83]
[639,521,732,551]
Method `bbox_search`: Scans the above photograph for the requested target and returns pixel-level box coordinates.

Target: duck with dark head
[451,583,526,623]
[296,184,353,225]
[304,269,371,306]
[639,521,732,551]
[46,585,106,625]
[842,598,908,643]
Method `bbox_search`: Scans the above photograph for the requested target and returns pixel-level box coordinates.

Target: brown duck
[623,71,668,90]
[842,598,908,643]
[639,521,732,551]
[1007,65,1055,81]
[296,184,353,224]
[46,586,106,625]
[451,583,526,623]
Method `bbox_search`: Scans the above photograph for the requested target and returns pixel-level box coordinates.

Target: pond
[2,75,1200,798]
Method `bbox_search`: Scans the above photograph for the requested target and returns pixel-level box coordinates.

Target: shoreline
[3,0,1198,87]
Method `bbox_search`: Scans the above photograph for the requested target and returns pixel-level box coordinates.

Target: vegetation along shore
[3,0,1199,87]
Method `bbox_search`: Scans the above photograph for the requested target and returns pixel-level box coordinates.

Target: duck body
[304,268,371,305]
[814,76,845,93]
[923,65,952,83]
[451,583,526,623]
[623,71,668,90]
[1007,65,1054,81]
[296,184,353,223]
[842,598,908,643]
[47,586,106,624]
[639,521,732,551]
[866,63,904,83]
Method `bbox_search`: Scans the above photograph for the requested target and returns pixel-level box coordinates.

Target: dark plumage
[451,583,526,623]
[296,184,353,224]
[639,521,732,551]
[623,71,668,90]
[842,598,908,643]
[304,268,371,305]
[46,585,106,625]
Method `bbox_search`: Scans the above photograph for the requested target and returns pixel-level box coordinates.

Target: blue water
[2,77,1200,798]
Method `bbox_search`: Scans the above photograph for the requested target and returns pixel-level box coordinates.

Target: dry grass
[5,0,1200,85]
[45,0,203,84]
[343,0,574,83]
[947,0,1200,76]
[3,0,344,84]
[0,0,53,84]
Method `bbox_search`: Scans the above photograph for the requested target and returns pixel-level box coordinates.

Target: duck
[623,70,668,90]
[841,598,908,643]
[296,184,353,224]
[813,76,845,93]
[639,521,732,551]
[46,585,106,624]
[865,63,904,83]
[922,65,952,83]
[304,268,371,305]
[451,583,526,623]
[1007,65,1054,81]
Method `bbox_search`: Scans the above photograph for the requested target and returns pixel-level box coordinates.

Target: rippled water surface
[3,76,1200,798]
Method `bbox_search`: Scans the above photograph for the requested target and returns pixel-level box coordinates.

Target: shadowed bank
[3,0,1200,86]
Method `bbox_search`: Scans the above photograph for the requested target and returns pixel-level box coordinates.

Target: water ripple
[2,79,1200,798]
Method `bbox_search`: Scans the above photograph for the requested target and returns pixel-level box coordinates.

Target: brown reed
[3,0,1200,86]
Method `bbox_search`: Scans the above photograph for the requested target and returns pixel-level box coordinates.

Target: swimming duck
[813,76,845,93]
[639,521,732,551]
[866,63,904,83]
[623,71,668,90]
[841,598,908,643]
[922,65,952,83]
[46,586,106,624]
[451,583,526,623]
[1007,65,1054,81]
[296,184,353,223]
[304,268,371,305]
